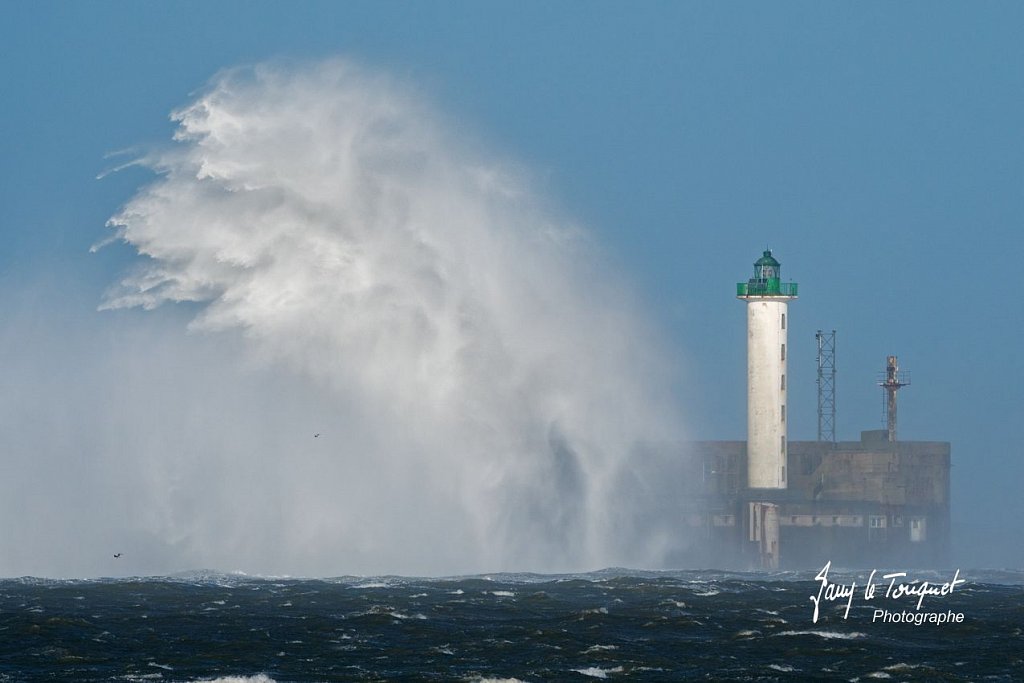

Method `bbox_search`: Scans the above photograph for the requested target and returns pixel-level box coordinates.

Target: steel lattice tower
[816,330,836,443]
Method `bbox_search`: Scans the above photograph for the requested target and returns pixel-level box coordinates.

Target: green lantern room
[737,250,798,298]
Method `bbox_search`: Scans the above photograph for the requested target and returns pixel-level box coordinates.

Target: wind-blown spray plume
[99,59,687,575]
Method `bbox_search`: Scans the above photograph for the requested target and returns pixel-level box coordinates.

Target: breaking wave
[97,58,687,575]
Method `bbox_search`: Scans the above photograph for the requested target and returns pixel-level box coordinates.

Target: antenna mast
[879,355,910,442]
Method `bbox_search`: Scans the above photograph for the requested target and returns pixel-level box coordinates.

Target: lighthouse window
[781,313,786,330]
[781,374,786,390]
[781,436,786,453]
[781,344,786,361]
[781,405,786,422]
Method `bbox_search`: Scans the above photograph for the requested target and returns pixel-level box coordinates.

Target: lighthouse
[737,250,798,567]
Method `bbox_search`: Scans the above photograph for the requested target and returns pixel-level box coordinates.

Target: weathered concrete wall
[788,437,951,507]
[683,435,951,568]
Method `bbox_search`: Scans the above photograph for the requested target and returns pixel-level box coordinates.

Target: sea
[1,568,1021,682]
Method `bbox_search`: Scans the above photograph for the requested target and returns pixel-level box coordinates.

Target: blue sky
[2,1,1022,568]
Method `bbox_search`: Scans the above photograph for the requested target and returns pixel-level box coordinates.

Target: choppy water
[1,569,1021,681]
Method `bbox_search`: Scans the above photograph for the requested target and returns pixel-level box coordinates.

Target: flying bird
[314,433,320,438]
[113,553,122,559]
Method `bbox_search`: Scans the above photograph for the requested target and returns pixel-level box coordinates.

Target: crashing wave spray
[100,59,687,575]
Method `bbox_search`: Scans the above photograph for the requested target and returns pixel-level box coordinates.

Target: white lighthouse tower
[737,249,797,567]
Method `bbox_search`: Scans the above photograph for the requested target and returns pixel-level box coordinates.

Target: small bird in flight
[113,553,122,559]
[314,433,320,438]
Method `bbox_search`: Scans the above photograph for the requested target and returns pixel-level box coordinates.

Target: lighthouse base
[748,501,780,569]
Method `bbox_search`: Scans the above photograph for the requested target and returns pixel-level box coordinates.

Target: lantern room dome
[754,250,780,268]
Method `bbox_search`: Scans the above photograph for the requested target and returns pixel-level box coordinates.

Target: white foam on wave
[774,630,867,640]
[192,676,277,683]
[583,644,618,653]
[359,604,427,620]
[572,666,624,679]
[390,611,427,620]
